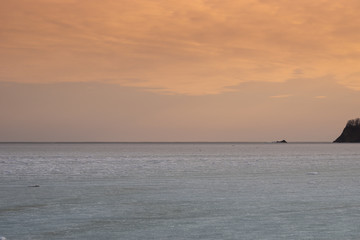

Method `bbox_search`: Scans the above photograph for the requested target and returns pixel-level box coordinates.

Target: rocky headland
[334,118,360,143]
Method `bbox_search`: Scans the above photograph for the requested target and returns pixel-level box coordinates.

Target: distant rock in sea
[275,140,287,143]
[334,118,360,143]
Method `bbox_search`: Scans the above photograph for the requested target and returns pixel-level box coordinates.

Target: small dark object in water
[28,185,40,187]
[275,140,287,143]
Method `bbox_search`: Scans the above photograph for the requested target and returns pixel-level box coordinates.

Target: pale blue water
[1,143,360,239]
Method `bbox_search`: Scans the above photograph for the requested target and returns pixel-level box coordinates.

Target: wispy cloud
[1,0,360,94]
[270,94,292,99]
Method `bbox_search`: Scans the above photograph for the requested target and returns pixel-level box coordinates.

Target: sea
[1,143,360,240]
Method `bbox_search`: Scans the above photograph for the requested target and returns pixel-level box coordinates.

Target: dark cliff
[334,118,360,143]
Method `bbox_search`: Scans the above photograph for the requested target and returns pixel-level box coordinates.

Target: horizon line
[0,141,334,144]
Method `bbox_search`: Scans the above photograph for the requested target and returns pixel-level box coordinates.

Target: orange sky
[1,0,359,141]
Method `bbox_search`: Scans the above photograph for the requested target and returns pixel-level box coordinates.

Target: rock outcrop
[334,118,360,143]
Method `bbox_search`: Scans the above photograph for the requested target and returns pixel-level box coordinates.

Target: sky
[1,0,359,142]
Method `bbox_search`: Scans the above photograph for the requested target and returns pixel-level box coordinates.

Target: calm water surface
[1,143,360,239]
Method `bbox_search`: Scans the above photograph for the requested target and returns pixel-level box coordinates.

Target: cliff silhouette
[334,118,360,143]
